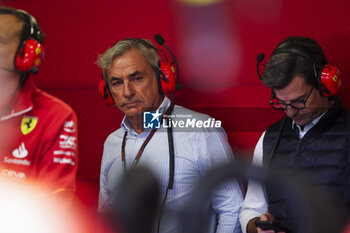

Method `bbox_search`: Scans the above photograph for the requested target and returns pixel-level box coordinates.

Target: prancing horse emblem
[21,116,38,135]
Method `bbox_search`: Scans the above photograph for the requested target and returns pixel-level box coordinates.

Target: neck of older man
[127,115,145,135]
[127,96,164,135]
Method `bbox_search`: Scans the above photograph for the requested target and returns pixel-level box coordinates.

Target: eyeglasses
[270,87,314,110]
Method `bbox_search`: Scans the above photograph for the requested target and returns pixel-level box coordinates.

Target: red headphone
[318,64,341,96]
[98,38,178,106]
[15,10,45,74]
[269,45,341,96]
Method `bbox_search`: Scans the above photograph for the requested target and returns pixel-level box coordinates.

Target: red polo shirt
[0,77,78,195]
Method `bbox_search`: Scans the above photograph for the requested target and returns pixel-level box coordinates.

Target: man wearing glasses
[239,37,348,233]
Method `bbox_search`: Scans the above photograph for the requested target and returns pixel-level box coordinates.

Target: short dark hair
[262,36,327,90]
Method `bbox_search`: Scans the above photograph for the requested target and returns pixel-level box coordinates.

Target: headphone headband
[16,9,44,43]
[257,40,341,96]
[127,38,157,50]
[271,43,327,66]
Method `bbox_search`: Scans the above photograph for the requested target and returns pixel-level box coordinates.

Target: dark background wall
[2,0,350,209]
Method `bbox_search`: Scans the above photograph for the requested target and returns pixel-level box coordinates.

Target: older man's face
[106,48,163,120]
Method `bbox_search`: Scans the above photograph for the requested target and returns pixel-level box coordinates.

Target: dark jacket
[263,98,350,232]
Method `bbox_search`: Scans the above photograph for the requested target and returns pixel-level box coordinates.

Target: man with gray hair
[97,38,243,233]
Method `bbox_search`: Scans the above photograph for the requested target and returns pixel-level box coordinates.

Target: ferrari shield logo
[21,116,38,135]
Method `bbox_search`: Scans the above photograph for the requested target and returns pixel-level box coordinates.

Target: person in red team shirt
[0,6,78,201]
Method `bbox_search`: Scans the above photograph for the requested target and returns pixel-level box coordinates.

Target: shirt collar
[121,96,171,133]
[292,101,332,135]
[1,77,35,121]
[292,113,324,134]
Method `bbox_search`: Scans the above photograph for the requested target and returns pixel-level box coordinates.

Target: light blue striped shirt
[99,96,243,233]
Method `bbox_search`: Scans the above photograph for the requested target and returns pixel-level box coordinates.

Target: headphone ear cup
[98,79,115,106]
[15,39,44,73]
[319,64,342,96]
[159,62,176,93]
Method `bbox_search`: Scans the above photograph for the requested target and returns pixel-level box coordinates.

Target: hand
[247,217,260,233]
[246,213,285,233]
[257,213,285,233]
[257,213,275,233]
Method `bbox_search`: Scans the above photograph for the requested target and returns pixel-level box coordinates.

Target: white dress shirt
[99,96,243,233]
